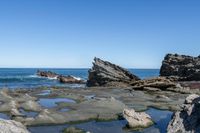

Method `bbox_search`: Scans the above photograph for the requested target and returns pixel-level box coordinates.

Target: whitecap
[71,76,82,81]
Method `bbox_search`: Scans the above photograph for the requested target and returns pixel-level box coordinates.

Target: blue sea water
[0,68,159,89]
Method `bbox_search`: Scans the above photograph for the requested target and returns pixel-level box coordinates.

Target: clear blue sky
[0,0,200,68]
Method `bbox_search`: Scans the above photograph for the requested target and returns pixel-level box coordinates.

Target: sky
[0,0,200,68]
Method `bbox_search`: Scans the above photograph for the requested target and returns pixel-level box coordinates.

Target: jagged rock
[58,75,85,84]
[87,57,140,87]
[167,94,200,133]
[131,77,177,91]
[0,118,30,133]
[160,54,200,81]
[123,108,153,128]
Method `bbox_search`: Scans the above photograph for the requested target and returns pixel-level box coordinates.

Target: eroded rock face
[160,54,200,81]
[87,57,140,87]
[0,118,30,133]
[167,94,200,133]
[123,108,153,128]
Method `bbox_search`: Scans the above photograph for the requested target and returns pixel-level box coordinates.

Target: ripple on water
[59,108,69,112]
[19,108,39,118]
[0,112,10,120]
[38,98,76,108]
[37,90,51,96]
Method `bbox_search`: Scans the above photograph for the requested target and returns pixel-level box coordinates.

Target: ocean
[0,68,159,89]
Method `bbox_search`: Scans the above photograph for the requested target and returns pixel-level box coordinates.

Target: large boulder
[167,94,200,133]
[0,118,30,133]
[160,54,200,81]
[87,57,140,87]
[123,108,153,128]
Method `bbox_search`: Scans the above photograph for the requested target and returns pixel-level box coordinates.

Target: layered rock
[37,70,85,84]
[160,54,200,81]
[131,77,176,91]
[0,118,30,133]
[123,108,153,128]
[167,94,200,133]
[87,57,140,87]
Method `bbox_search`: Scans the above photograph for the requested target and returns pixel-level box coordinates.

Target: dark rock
[167,94,200,133]
[37,70,59,79]
[37,70,85,84]
[160,53,200,81]
[87,57,140,87]
[58,75,85,84]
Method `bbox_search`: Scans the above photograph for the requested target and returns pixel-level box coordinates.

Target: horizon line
[0,67,160,69]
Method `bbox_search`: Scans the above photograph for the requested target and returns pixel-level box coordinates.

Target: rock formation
[87,57,140,87]
[160,54,200,81]
[123,108,153,128]
[167,94,200,133]
[131,77,177,91]
[58,75,85,84]
[37,70,85,84]
[37,70,59,79]
[0,118,30,133]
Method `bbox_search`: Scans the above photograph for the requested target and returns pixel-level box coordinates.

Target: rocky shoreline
[0,53,200,133]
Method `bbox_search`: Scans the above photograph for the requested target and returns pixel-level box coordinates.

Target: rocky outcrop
[131,77,177,91]
[160,54,200,81]
[37,70,85,84]
[0,118,30,133]
[87,57,140,87]
[37,70,59,79]
[167,94,200,133]
[130,77,196,93]
[58,75,85,84]
[123,108,153,128]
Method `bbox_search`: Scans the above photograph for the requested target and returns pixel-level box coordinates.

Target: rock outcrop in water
[87,57,140,87]
[37,70,85,84]
[0,118,30,133]
[167,94,200,133]
[58,75,85,84]
[160,54,200,81]
[37,70,59,79]
[123,108,153,128]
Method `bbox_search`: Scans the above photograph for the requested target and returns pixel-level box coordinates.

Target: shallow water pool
[28,108,173,133]
[0,112,10,120]
[38,98,76,108]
